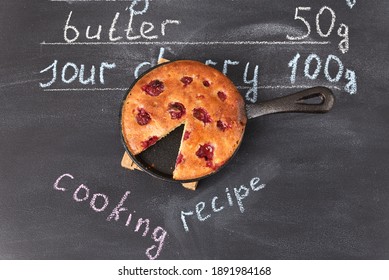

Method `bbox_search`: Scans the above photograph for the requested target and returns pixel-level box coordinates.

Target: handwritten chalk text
[287,6,349,54]
[180,177,266,232]
[346,0,356,9]
[64,1,180,43]
[53,173,167,260]
[136,47,260,103]
[288,52,357,95]
[39,60,116,88]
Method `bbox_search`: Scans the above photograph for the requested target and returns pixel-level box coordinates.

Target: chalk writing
[207,59,259,103]
[337,24,349,54]
[90,193,109,212]
[345,69,357,95]
[286,7,311,41]
[180,177,266,232]
[324,55,344,83]
[222,60,239,75]
[304,54,322,80]
[41,0,359,99]
[35,0,366,262]
[346,0,357,9]
[53,173,167,260]
[73,184,89,202]
[39,60,116,88]
[288,52,357,95]
[315,6,336,38]
[136,47,260,103]
[287,6,349,53]
[243,63,259,103]
[63,1,180,43]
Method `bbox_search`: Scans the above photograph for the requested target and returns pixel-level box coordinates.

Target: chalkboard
[0,0,388,260]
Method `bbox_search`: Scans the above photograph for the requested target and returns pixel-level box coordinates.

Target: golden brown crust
[121,60,247,180]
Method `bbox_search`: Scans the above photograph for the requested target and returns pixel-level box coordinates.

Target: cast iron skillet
[120,61,335,183]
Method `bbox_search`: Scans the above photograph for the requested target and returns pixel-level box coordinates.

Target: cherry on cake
[121,60,247,180]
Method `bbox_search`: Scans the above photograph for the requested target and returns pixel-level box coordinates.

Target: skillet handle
[246,86,335,119]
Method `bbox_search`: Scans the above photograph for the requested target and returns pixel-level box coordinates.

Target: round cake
[121,60,247,180]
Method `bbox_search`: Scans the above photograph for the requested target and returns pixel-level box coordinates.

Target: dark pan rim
[119,59,247,183]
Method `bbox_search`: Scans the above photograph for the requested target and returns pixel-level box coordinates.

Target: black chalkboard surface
[0,0,388,260]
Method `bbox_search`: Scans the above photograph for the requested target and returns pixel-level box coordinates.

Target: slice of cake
[121,60,247,180]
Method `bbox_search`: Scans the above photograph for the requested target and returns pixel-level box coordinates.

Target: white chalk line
[239,85,341,90]
[40,40,331,46]
[42,85,341,92]
[43,87,127,91]
[50,0,136,2]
